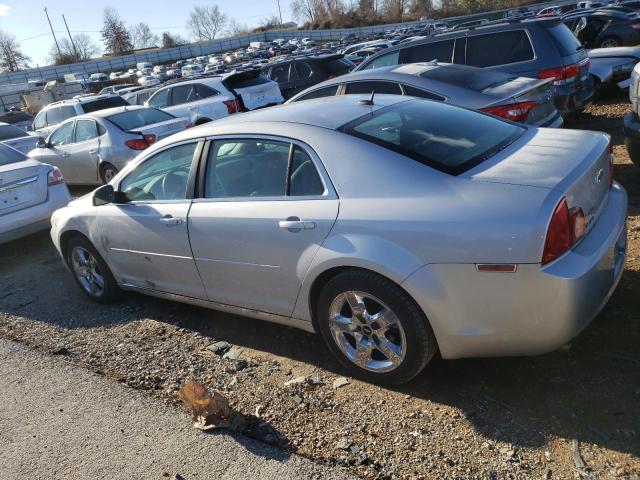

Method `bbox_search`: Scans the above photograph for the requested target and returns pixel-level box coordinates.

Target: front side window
[466,31,534,67]
[340,99,524,175]
[34,110,46,130]
[119,143,198,201]
[345,81,402,95]
[49,121,75,146]
[148,88,169,108]
[360,51,400,70]
[74,120,98,143]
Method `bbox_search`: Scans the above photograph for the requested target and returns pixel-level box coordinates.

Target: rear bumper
[402,183,628,359]
[555,76,595,116]
[0,184,71,244]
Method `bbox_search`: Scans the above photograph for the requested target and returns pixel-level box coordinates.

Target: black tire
[66,235,121,304]
[99,162,118,184]
[195,117,211,125]
[625,137,640,167]
[316,270,437,385]
[598,36,621,48]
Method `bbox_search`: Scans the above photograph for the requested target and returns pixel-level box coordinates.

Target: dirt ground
[0,92,639,480]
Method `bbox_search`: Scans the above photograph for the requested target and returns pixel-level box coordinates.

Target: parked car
[181,64,204,77]
[32,94,130,137]
[262,54,355,100]
[50,94,627,384]
[28,106,191,185]
[122,87,159,106]
[588,46,639,91]
[355,18,595,117]
[0,109,34,132]
[90,73,108,82]
[139,75,161,87]
[563,10,640,47]
[0,122,38,154]
[538,4,576,16]
[623,61,640,164]
[346,47,383,65]
[342,40,393,56]
[0,143,70,244]
[146,70,284,125]
[99,84,137,95]
[287,62,563,127]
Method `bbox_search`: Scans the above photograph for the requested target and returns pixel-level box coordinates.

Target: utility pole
[62,14,79,59]
[44,7,62,57]
[276,0,283,26]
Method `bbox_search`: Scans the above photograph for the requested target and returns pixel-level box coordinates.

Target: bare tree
[226,19,250,37]
[101,7,134,56]
[291,0,322,24]
[187,5,227,41]
[50,34,99,65]
[130,22,159,49]
[0,30,30,72]
[381,0,410,21]
[161,32,186,49]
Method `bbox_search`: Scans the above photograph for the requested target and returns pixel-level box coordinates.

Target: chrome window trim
[192,133,338,204]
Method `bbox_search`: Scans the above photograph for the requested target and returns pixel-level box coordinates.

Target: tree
[161,32,186,49]
[130,22,159,50]
[101,7,133,56]
[0,30,30,72]
[381,0,410,22]
[49,34,99,65]
[186,5,227,41]
[292,0,322,24]
[226,19,249,37]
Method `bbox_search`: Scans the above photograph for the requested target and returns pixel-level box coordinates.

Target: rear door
[62,119,101,183]
[188,137,339,317]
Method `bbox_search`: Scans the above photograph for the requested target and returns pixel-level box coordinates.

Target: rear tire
[625,137,640,167]
[598,36,621,48]
[316,270,437,385]
[99,163,118,184]
[66,236,120,304]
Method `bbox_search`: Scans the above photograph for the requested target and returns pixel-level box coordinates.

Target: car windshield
[340,99,524,175]
[106,108,174,131]
[0,124,28,140]
[0,143,27,165]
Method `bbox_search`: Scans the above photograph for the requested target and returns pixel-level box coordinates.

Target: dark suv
[262,54,355,100]
[563,10,640,48]
[355,18,594,117]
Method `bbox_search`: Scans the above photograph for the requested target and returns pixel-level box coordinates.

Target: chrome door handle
[160,216,183,226]
[279,217,315,231]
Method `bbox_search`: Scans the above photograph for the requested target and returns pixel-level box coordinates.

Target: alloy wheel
[70,246,105,298]
[328,291,407,373]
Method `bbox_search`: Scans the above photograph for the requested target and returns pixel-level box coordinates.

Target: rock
[224,359,247,373]
[51,346,70,356]
[544,451,552,462]
[307,372,323,385]
[284,376,306,387]
[291,394,303,404]
[333,377,351,389]
[222,346,244,360]
[206,341,230,354]
[337,439,352,450]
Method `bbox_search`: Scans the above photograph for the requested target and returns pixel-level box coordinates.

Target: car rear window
[81,96,129,113]
[107,108,175,131]
[339,99,524,175]
[415,65,513,91]
[546,23,583,56]
[0,143,27,165]
[0,124,28,140]
[466,30,534,67]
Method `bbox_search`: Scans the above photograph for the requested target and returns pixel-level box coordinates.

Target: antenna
[358,90,375,106]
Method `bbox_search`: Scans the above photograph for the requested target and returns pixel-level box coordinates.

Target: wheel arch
[59,229,91,263]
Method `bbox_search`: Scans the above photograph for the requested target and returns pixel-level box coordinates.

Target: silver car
[28,106,191,185]
[50,95,628,384]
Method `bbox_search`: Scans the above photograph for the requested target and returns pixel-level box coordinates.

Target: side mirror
[93,184,115,206]
[36,137,48,148]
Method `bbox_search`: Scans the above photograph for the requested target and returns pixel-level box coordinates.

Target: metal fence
[0,0,578,87]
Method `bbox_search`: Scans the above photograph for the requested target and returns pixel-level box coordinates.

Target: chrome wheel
[101,165,117,183]
[70,246,105,297]
[328,291,407,373]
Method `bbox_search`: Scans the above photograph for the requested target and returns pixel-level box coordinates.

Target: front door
[97,141,206,299]
[188,137,339,317]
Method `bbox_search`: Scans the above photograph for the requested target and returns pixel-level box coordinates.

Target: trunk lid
[222,70,284,110]
[0,159,49,216]
[129,117,190,142]
[466,128,611,231]
[483,78,559,126]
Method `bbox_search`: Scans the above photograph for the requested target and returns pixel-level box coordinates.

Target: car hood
[588,47,640,59]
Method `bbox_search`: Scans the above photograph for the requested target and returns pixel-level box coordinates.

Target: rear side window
[60,105,76,121]
[467,31,534,67]
[547,23,584,56]
[405,40,454,63]
[81,96,129,113]
[321,58,353,76]
[45,107,62,126]
[345,81,402,95]
[402,85,445,101]
[360,51,400,70]
[270,64,292,82]
[107,108,174,131]
[289,147,324,196]
[0,143,27,165]
[295,62,314,79]
[293,85,340,102]
[340,100,524,175]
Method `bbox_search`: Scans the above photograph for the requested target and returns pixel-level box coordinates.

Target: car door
[188,137,339,317]
[57,119,101,184]
[97,141,206,298]
[41,120,78,182]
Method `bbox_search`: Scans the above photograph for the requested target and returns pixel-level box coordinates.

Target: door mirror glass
[93,184,115,206]
[36,137,48,148]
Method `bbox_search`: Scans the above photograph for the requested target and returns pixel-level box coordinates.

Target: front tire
[66,236,120,303]
[316,270,437,385]
[99,162,118,184]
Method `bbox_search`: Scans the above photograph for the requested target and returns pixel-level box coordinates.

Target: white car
[146,71,284,125]
[181,64,203,77]
[109,72,122,80]
[0,143,70,244]
[139,76,161,87]
[301,38,316,46]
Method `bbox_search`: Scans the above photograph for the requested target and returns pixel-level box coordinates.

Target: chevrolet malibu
[50,95,628,384]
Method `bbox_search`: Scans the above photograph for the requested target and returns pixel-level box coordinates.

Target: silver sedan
[28,106,190,185]
[50,95,628,384]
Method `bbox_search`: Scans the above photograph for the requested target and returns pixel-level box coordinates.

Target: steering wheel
[161,171,188,199]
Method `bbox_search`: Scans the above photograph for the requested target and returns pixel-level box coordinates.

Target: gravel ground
[1,92,639,480]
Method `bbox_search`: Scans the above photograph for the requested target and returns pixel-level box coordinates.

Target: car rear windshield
[0,143,27,165]
[415,65,513,91]
[107,108,175,131]
[81,96,129,113]
[0,124,28,140]
[339,99,524,175]
[546,23,583,56]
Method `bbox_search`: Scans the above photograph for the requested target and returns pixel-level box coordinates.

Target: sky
[0,0,296,66]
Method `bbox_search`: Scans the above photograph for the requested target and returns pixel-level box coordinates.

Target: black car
[563,10,640,47]
[261,54,355,100]
[355,18,595,117]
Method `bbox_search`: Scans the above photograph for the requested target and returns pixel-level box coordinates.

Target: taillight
[143,134,156,145]
[185,123,193,129]
[125,139,150,150]
[481,101,538,123]
[47,166,64,186]
[542,197,586,265]
[538,63,580,85]
[223,99,239,114]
